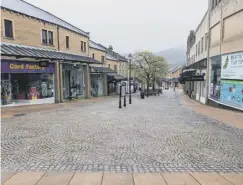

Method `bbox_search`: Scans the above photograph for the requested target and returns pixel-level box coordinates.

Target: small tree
[132,51,168,94]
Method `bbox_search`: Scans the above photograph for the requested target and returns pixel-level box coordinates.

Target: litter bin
[140,91,145,99]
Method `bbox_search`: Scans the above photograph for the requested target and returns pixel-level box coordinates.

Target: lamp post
[128,53,132,104]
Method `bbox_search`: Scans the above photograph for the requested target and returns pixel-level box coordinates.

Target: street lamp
[128,53,132,104]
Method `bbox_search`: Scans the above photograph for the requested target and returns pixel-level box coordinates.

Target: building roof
[89,40,106,52]
[107,73,127,81]
[106,53,118,61]
[1,43,99,64]
[170,65,184,73]
[1,0,89,37]
[90,66,115,73]
[117,54,128,62]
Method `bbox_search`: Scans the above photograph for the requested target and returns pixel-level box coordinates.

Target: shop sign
[220,80,243,109]
[221,52,243,80]
[183,75,205,81]
[1,60,55,73]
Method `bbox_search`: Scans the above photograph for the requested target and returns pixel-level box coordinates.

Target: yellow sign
[9,64,44,70]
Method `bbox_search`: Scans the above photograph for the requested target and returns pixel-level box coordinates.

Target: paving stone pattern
[1,91,243,173]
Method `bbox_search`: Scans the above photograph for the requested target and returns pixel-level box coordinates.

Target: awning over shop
[107,73,127,81]
[1,43,100,64]
[90,66,115,73]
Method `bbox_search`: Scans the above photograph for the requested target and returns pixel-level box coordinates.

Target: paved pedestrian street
[1,90,243,173]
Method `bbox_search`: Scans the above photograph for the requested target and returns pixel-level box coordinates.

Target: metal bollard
[119,85,122,108]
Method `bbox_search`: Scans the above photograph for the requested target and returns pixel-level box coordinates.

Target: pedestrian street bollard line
[119,85,122,108]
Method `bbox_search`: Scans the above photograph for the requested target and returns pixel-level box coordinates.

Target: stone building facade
[1,0,128,106]
[184,0,243,110]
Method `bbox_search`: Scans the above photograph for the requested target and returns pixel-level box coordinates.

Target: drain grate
[13,113,26,117]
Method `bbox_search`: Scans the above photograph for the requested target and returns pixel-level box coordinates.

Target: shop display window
[210,57,221,100]
[1,73,54,105]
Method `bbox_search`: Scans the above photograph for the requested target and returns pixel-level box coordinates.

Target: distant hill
[155,48,186,69]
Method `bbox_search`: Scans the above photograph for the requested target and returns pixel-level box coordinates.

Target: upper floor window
[114,65,117,72]
[201,37,204,52]
[212,0,221,9]
[81,41,83,51]
[108,64,111,68]
[101,56,105,63]
[66,36,69,48]
[196,44,198,56]
[4,19,13,38]
[92,53,95,59]
[84,42,86,52]
[42,29,48,44]
[48,31,53,45]
[198,41,201,55]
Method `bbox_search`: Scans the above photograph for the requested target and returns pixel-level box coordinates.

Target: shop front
[1,60,55,106]
[181,60,207,104]
[90,73,104,97]
[209,52,243,110]
[62,63,85,100]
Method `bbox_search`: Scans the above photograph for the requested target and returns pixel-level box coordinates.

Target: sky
[25,0,208,54]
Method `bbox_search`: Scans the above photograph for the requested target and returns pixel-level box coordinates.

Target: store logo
[223,56,229,69]
[9,64,44,70]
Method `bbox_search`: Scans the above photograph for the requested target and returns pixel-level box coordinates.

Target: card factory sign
[221,52,243,80]
[1,60,55,73]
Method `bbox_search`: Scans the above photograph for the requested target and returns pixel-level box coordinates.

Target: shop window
[81,41,83,51]
[84,42,86,52]
[66,36,69,48]
[1,73,54,105]
[48,31,53,45]
[42,29,48,44]
[4,19,13,38]
[210,57,221,100]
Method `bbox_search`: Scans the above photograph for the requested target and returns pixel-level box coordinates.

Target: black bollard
[119,85,122,108]
[124,94,126,107]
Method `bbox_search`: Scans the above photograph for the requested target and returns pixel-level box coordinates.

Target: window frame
[84,42,86,52]
[4,19,14,39]
[81,41,83,51]
[198,41,201,55]
[42,29,48,45]
[66,36,69,48]
[101,55,105,63]
[48,31,54,45]
[201,37,204,52]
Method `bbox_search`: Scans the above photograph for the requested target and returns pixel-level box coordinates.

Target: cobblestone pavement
[1,90,243,173]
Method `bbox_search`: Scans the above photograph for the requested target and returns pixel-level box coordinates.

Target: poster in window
[221,52,243,80]
[220,80,243,110]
